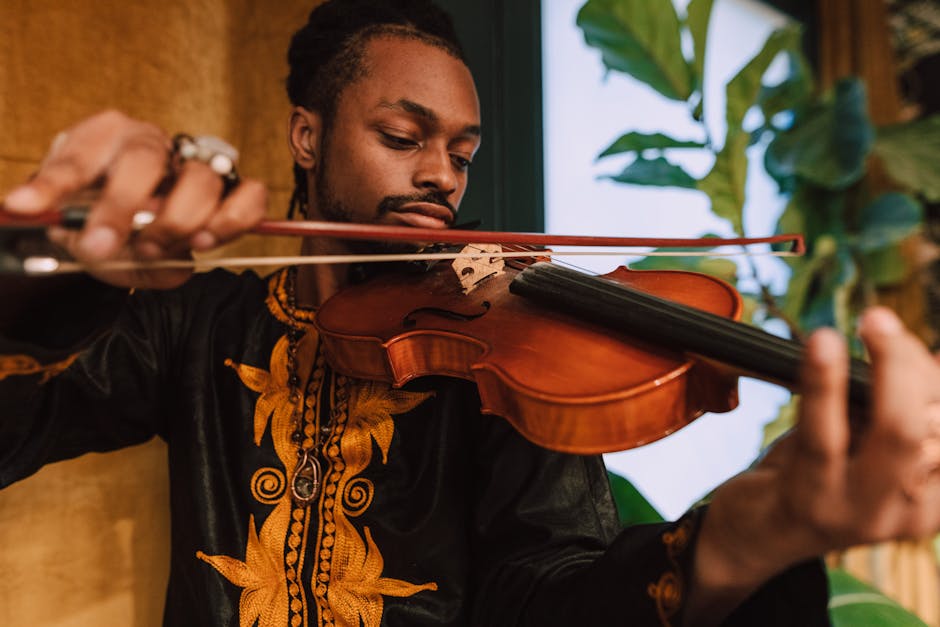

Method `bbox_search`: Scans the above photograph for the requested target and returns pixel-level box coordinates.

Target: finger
[78,133,170,261]
[4,111,152,214]
[782,329,853,537]
[896,452,940,538]
[796,328,850,466]
[192,179,268,250]
[136,161,223,258]
[853,308,939,538]
[859,307,938,437]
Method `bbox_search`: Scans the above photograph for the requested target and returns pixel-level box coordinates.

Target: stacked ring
[172,134,241,194]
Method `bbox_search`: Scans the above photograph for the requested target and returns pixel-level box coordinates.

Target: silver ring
[172,134,240,190]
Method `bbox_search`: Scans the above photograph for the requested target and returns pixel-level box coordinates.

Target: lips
[389,202,455,229]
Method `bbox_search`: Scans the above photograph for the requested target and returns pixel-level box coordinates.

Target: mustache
[377,192,457,222]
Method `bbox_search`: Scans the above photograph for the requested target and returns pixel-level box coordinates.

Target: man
[2,1,940,625]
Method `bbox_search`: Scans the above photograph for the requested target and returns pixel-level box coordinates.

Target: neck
[294,194,356,307]
[295,235,354,307]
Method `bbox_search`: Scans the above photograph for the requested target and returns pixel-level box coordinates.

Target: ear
[288,106,323,170]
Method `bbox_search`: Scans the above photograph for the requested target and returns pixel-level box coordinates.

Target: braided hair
[285,0,465,217]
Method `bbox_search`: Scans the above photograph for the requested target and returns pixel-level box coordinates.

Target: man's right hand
[2,110,268,289]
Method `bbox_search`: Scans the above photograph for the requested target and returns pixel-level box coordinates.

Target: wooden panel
[0,1,316,624]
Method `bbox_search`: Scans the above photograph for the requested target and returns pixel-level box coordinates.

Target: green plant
[606,470,664,527]
[828,569,930,627]
[576,0,938,346]
[577,0,940,621]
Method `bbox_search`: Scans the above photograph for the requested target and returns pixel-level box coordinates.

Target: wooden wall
[0,1,316,624]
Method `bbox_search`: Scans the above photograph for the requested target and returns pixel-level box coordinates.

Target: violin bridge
[451,243,504,294]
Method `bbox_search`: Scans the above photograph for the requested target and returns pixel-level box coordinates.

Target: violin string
[511,263,870,404]
[540,263,802,361]
[560,263,872,398]
[531,263,868,396]
[536,253,809,371]
[537,254,865,379]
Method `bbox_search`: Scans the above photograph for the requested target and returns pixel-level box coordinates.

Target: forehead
[340,35,480,126]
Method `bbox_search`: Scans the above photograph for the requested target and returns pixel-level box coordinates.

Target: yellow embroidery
[0,352,79,383]
[225,331,318,458]
[329,519,436,626]
[200,269,437,626]
[647,515,695,626]
[266,270,316,326]
[197,501,293,627]
[312,380,436,627]
[251,467,288,505]
[345,381,433,466]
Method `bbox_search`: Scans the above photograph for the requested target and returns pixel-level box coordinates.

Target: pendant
[290,449,322,507]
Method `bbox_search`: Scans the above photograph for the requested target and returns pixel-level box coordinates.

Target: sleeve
[469,416,830,626]
[0,276,175,487]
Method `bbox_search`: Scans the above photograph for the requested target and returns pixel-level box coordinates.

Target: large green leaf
[757,50,814,124]
[854,191,922,288]
[780,257,812,322]
[607,471,664,526]
[774,189,849,327]
[797,240,857,334]
[828,569,929,627]
[854,192,923,251]
[779,233,839,324]
[598,132,705,159]
[862,244,909,287]
[697,131,749,234]
[725,26,802,137]
[577,0,692,101]
[765,78,874,190]
[603,155,697,188]
[685,0,714,93]
[874,114,940,202]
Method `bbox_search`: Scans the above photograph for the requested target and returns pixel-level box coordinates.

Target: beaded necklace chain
[284,265,339,508]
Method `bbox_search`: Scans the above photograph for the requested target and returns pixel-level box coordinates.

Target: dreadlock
[285,0,465,218]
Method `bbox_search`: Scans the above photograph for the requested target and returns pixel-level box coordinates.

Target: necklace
[285,265,333,508]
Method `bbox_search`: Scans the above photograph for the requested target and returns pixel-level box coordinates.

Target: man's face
[311,36,481,231]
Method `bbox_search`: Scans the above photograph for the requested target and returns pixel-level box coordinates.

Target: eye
[379,132,418,150]
[451,155,472,172]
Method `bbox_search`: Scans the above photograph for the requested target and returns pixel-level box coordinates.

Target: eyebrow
[379,98,481,137]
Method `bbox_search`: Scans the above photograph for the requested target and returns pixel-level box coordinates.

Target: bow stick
[0,207,804,276]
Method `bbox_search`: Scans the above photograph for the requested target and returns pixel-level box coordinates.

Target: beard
[314,164,456,255]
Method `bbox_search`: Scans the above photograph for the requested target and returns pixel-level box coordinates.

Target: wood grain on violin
[317,255,870,455]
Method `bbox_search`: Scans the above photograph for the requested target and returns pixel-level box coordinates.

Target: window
[543,0,793,518]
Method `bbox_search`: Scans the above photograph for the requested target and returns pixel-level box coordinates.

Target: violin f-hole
[402,302,491,328]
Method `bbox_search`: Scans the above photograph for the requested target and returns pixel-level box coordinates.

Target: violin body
[315,260,744,454]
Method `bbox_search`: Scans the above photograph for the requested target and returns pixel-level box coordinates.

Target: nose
[413,144,458,195]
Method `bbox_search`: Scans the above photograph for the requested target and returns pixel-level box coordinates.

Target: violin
[314,246,870,454]
[0,208,868,454]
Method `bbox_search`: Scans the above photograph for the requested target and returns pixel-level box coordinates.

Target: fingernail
[78,226,119,260]
[807,328,843,364]
[3,186,42,211]
[861,307,903,335]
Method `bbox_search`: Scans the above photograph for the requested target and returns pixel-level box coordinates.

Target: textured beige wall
[0,1,316,624]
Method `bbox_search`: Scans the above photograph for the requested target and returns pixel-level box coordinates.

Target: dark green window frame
[437,0,544,232]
